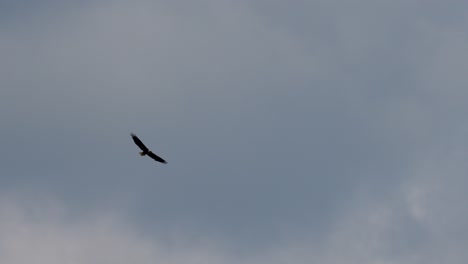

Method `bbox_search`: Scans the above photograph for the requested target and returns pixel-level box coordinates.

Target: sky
[1,0,468,263]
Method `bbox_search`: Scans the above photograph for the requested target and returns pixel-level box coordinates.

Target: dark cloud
[1,0,468,260]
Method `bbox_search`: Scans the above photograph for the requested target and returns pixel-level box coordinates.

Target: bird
[131,133,167,164]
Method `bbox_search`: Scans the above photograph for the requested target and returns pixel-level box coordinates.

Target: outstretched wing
[148,151,167,164]
[131,133,149,152]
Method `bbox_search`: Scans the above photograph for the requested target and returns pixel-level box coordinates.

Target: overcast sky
[1,0,468,263]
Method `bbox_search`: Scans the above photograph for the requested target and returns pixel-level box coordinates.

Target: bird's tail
[139,152,146,156]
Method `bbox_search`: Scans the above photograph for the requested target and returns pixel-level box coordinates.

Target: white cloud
[0,196,232,264]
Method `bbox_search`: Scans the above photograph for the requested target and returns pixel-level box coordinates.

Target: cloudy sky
[1,0,468,263]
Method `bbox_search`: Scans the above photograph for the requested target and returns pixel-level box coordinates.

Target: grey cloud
[1,0,468,259]
[1,187,467,264]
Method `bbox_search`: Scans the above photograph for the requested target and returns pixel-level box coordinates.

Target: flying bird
[131,133,167,164]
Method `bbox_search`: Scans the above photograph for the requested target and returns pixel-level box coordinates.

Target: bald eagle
[131,133,167,164]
